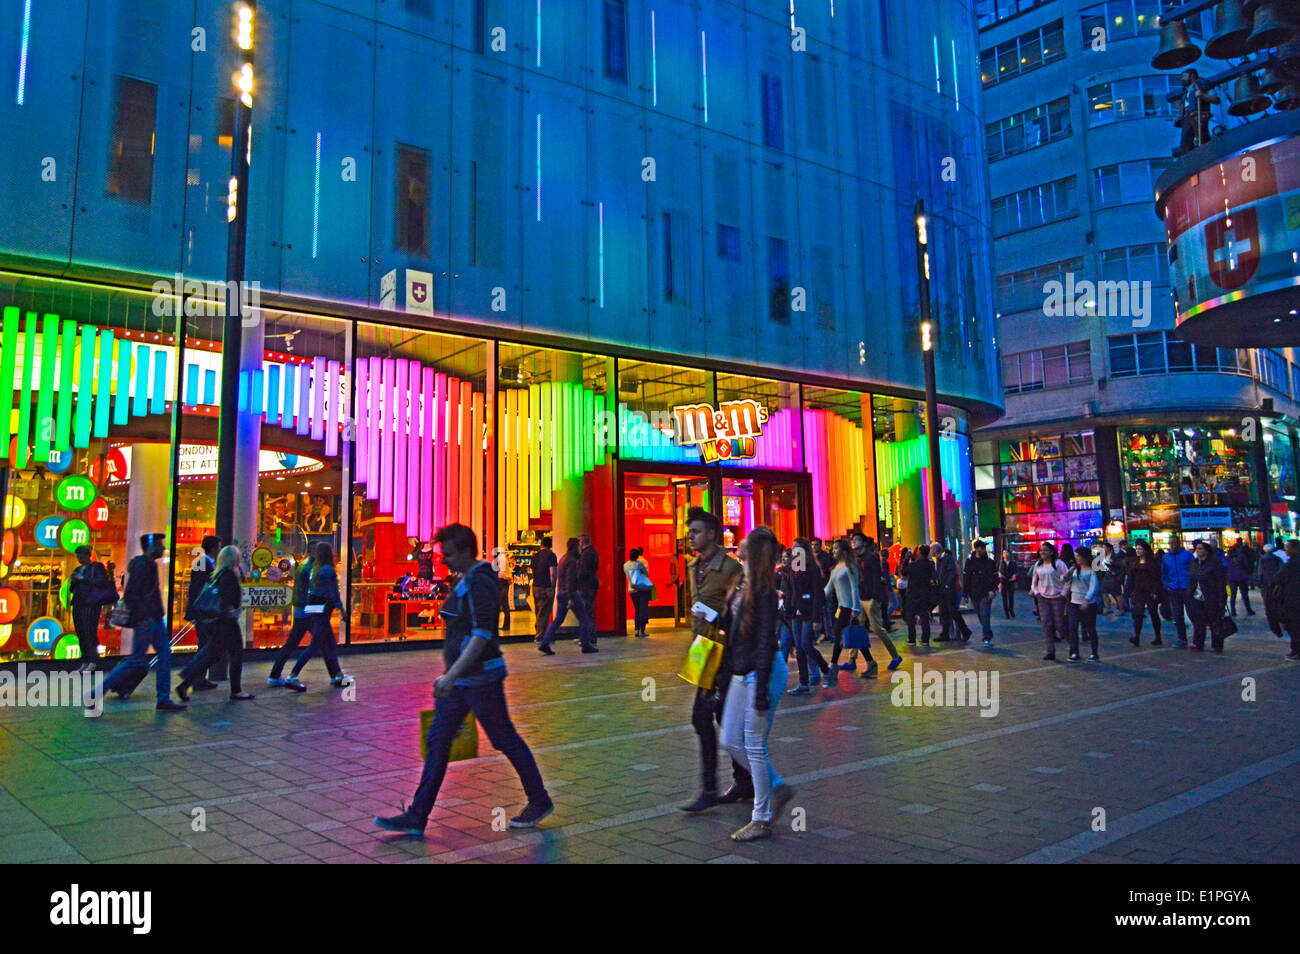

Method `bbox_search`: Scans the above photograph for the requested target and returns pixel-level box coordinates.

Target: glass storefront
[1,277,980,656]
[998,432,1103,565]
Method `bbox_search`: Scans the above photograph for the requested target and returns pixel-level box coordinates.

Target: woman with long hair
[1065,545,1101,662]
[823,538,861,685]
[1126,539,1164,647]
[178,545,254,701]
[1030,541,1070,661]
[719,526,792,842]
[784,537,830,694]
[998,548,1018,618]
[285,542,352,691]
[623,546,653,638]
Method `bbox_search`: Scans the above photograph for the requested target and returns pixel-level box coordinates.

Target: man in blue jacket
[1161,533,1194,648]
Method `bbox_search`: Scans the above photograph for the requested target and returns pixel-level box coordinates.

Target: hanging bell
[1228,73,1273,113]
[1274,84,1300,108]
[1277,36,1300,67]
[1152,19,1202,69]
[1258,64,1287,91]
[1205,1,1255,58]
[1246,2,1297,52]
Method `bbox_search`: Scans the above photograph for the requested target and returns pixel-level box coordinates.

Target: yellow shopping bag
[677,633,725,690]
[419,710,479,762]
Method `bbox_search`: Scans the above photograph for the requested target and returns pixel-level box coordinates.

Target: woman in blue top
[286,543,352,692]
[823,539,860,688]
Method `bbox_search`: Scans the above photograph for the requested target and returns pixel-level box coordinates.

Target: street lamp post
[214,1,256,548]
[915,200,945,546]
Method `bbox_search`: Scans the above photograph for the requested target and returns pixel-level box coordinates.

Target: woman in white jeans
[719,526,793,842]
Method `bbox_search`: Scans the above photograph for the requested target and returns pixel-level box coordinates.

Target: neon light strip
[15,314,35,467]
[367,357,381,501]
[470,391,484,545]
[0,307,16,452]
[529,383,541,518]
[598,203,605,309]
[434,372,447,531]
[131,343,148,419]
[266,363,280,427]
[310,356,326,442]
[75,325,93,447]
[932,35,941,94]
[951,38,959,111]
[113,337,131,426]
[459,380,472,526]
[249,368,264,422]
[404,363,421,535]
[446,377,461,532]
[651,11,658,107]
[353,359,367,481]
[700,31,708,123]
[541,382,552,510]
[295,362,310,436]
[379,358,394,514]
[16,0,30,106]
[536,113,542,222]
[55,318,75,451]
[516,386,529,531]
[325,359,340,457]
[312,132,321,259]
[392,359,408,524]
[420,367,435,541]
[504,388,517,544]
[34,314,57,461]
[281,362,295,428]
[93,329,112,439]
[536,0,541,68]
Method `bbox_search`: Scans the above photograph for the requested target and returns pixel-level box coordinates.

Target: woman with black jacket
[1126,539,1164,647]
[177,546,254,701]
[719,526,793,843]
[1187,540,1228,652]
[997,550,1018,619]
[903,546,937,645]
[286,542,353,690]
[68,545,115,671]
[784,538,830,694]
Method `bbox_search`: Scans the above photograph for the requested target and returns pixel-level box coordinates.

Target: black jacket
[555,552,580,595]
[724,585,779,696]
[578,546,599,595]
[936,553,958,592]
[1266,557,1300,618]
[1186,557,1226,619]
[997,559,1018,586]
[124,554,165,626]
[784,566,824,621]
[903,557,936,605]
[70,561,114,609]
[964,554,997,600]
[857,551,882,603]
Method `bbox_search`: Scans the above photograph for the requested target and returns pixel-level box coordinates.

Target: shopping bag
[842,623,871,650]
[1211,615,1237,641]
[419,710,479,762]
[677,633,724,690]
[108,599,130,628]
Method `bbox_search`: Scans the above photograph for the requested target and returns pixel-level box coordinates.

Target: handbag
[677,633,725,690]
[419,710,479,762]
[189,574,225,622]
[842,623,871,650]
[1211,615,1237,641]
[108,599,130,628]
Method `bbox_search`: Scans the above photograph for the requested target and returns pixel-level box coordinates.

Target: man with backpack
[934,544,972,642]
[184,535,224,691]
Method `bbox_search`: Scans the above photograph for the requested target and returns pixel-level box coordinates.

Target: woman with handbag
[718,526,793,842]
[68,545,115,672]
[623,547,654,638]
[1126,540,1164,647]
[824,539,864,683]
[177,546,254,701]
[785,538,831,694]
[285,543,353,691]
[1187,540,1229,653]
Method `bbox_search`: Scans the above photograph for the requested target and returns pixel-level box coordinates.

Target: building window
[107,76,157,205]
[980,19,1064,88]
[1080,1,1210,46]
[404,0,431,14]
[1087,75,1179,125]
[1003,341,1091,394]
[1093,159,1171,207]
[986,97,1071,161]
[473,0,487,54]
[805,57,828,152]
[1108,332,1253,379]
[1259,349,1290,396]
[395,145,431,257]
[990,175,1077,236]
[877,0,891,55]
[976,0,1053,29]
[760,72,784,150]
[603,0,629,83]
[716,224,741,263]
[995,256,1083,307]
[767,236,791,324]
[1099,243,1169,286]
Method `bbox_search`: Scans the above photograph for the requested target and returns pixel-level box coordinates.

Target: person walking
[577,534,600,651]
[531,535,557,642]
[718,526,794,842]
[284,543,352,690]
[1161,533,1194,648]
[811,537,835,642]
[268,543,317,686]
[903,544,936,646]
[623,547,653,637]
[934,543,972,642]
[1126,539,1165,647]
[1226,541,1255,617]
[375,524,553,836]
[1260,543,1284,593]
[1264,539,1300,660]
[1187,540,1228,653]
[785,538,831,694]
[825,538,870,681]
[851,534,903,673]
[177,546,254,701]
[182,535,224,690]
[538,538,596,654]
[680,506,752,813]
[1065,545,1101,662]
[964,540,998,647]
[1030,541,1070,661]
[68,545,114,672]
[96,534,186,711]
[997,548,1018,619]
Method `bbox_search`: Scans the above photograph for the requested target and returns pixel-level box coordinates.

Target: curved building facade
[0,0,999,657]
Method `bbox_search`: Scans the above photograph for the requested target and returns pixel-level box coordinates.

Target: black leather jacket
[723,585,779,694]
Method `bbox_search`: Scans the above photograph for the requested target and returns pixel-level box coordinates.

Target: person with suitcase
[94,534,187,711]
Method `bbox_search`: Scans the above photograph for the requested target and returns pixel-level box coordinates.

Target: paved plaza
[2,611,1297,865]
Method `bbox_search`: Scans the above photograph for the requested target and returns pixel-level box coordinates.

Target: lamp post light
[915,200,945,546]
[214,1,255,548]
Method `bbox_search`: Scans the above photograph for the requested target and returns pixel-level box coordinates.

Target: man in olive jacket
[680,507,752,813]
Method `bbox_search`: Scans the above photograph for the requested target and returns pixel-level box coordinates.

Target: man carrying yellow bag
[376,524,553,837]
[679,506,753,814]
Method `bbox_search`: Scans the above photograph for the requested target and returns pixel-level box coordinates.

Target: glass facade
[997,432,1103,566]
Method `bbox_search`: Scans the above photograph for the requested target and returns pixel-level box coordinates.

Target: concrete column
[550,352,584,628]
[229,311,265,649]
[893,399,925,545]
[125,442,174,617]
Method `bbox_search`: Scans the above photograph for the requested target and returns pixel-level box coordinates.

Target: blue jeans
[629,589,651,634]
[540,591,594,649]
[291,612,342,679]
[409,679,549,825]
[101,617,171,702]
[975,593,993,640]
[791,619,829,685]
[1168,588,1189,642]
[720,651,788,823]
